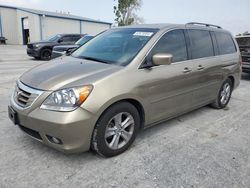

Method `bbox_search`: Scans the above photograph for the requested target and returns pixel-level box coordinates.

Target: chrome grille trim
[12,80,44,109]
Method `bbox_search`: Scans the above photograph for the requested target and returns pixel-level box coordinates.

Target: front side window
[215,32,237,55]
[72,28,158,66]
[149,29,188,63]
[188,29,214,59]
[61,36,74,43]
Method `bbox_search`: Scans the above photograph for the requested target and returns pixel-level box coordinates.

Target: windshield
[47,34,61,42]
[72,28,158,66]
[236,37,250,47]
[75,36,94,45]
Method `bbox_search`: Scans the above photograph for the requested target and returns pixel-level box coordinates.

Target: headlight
[40,85,93,112]
[34,44,40,48]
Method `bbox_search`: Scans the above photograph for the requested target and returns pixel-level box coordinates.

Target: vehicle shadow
[30,57,49,62]
[43,106,212,160]
[241,72,250,80]
[24,106,210,161]
[138,106,209,139]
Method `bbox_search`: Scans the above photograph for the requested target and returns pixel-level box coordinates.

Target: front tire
[40,48,52,60]
[211,78,233,109]
[91,102,140,157]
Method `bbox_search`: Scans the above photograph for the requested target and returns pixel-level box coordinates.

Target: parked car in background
[9,23,241,157]
[27,34,84,60]
[236,34,250,73]
[51,35,94,59]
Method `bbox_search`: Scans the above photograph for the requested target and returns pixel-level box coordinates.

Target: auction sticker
[133,32,153,37]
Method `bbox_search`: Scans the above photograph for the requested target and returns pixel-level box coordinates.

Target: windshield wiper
[79,56,111,64]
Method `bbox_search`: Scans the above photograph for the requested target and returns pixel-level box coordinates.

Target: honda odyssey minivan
[8,23,241,157]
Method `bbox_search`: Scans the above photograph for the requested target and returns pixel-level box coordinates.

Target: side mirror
[58,39,63,43]
[66,48,75,55]
[152,53,173,66]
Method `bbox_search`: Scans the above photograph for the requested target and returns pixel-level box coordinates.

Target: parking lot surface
[0,45,250,188]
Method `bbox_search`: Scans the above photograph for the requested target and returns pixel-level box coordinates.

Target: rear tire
[40,48,52,60]
[91,102,140,157]
[210,78,233,109]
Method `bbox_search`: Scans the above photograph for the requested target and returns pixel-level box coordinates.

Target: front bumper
[9,94,97,154]
[27,48,40,58]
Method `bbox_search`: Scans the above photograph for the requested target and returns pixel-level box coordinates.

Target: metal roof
[0,4,112,25]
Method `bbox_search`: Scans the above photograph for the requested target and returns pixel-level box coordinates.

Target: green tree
[113,0,142,26]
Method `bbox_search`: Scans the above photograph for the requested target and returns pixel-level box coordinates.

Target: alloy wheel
[220,82,231,105]
[105,112,135,150]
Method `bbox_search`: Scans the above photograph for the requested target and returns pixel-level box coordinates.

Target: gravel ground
[0,45,250,188]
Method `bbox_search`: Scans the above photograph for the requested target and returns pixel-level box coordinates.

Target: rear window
[215,32,237,55]
[188,30,214,59]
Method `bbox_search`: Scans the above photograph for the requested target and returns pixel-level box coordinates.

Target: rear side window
[72,35,82,42]
[215,32,237,55]
[150,29,188,63]
[188,30,214,59]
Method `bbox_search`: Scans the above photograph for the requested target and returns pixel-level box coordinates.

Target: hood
[20,56,122,91]
[28,41,55,46]
[29,40,52,45]
[53,45,78,51]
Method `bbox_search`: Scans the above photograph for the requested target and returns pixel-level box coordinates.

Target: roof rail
[186,22,222,29]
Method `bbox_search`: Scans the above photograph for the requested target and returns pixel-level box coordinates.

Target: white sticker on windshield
[133,32,153,37]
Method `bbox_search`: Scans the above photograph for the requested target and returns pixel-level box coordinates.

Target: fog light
[46,135,62,145]
[52,137,60,144]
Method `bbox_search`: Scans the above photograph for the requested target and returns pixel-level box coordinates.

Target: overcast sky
[0,0,249,35]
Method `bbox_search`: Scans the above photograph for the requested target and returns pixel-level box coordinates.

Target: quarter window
[215,32,236,55]
[150,29,188,63]
[188,30,214,59]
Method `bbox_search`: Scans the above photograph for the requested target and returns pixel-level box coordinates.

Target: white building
[0,5,112,44]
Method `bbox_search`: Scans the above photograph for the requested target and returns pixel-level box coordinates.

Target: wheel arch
[228,75,235,89]
[96,98,146,130]
[39,46,53,56]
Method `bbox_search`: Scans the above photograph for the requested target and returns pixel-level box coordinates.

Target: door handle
[197,65,204,70]
[183,67,192,73]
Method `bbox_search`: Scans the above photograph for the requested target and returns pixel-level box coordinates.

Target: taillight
[240,55,243,65]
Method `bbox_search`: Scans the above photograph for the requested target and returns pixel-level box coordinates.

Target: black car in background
[236,34,250,73]
[51,35,94,59]
[27,34,84,60]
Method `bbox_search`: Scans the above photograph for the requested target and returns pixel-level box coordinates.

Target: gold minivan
[8,23,241,157]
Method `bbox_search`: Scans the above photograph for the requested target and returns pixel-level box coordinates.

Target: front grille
[13,80,43,109]
[242,55,250,62]
[27,44,33,49]
[19,125,42,140]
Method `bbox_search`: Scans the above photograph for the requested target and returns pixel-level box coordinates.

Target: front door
[140,29,197,124]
